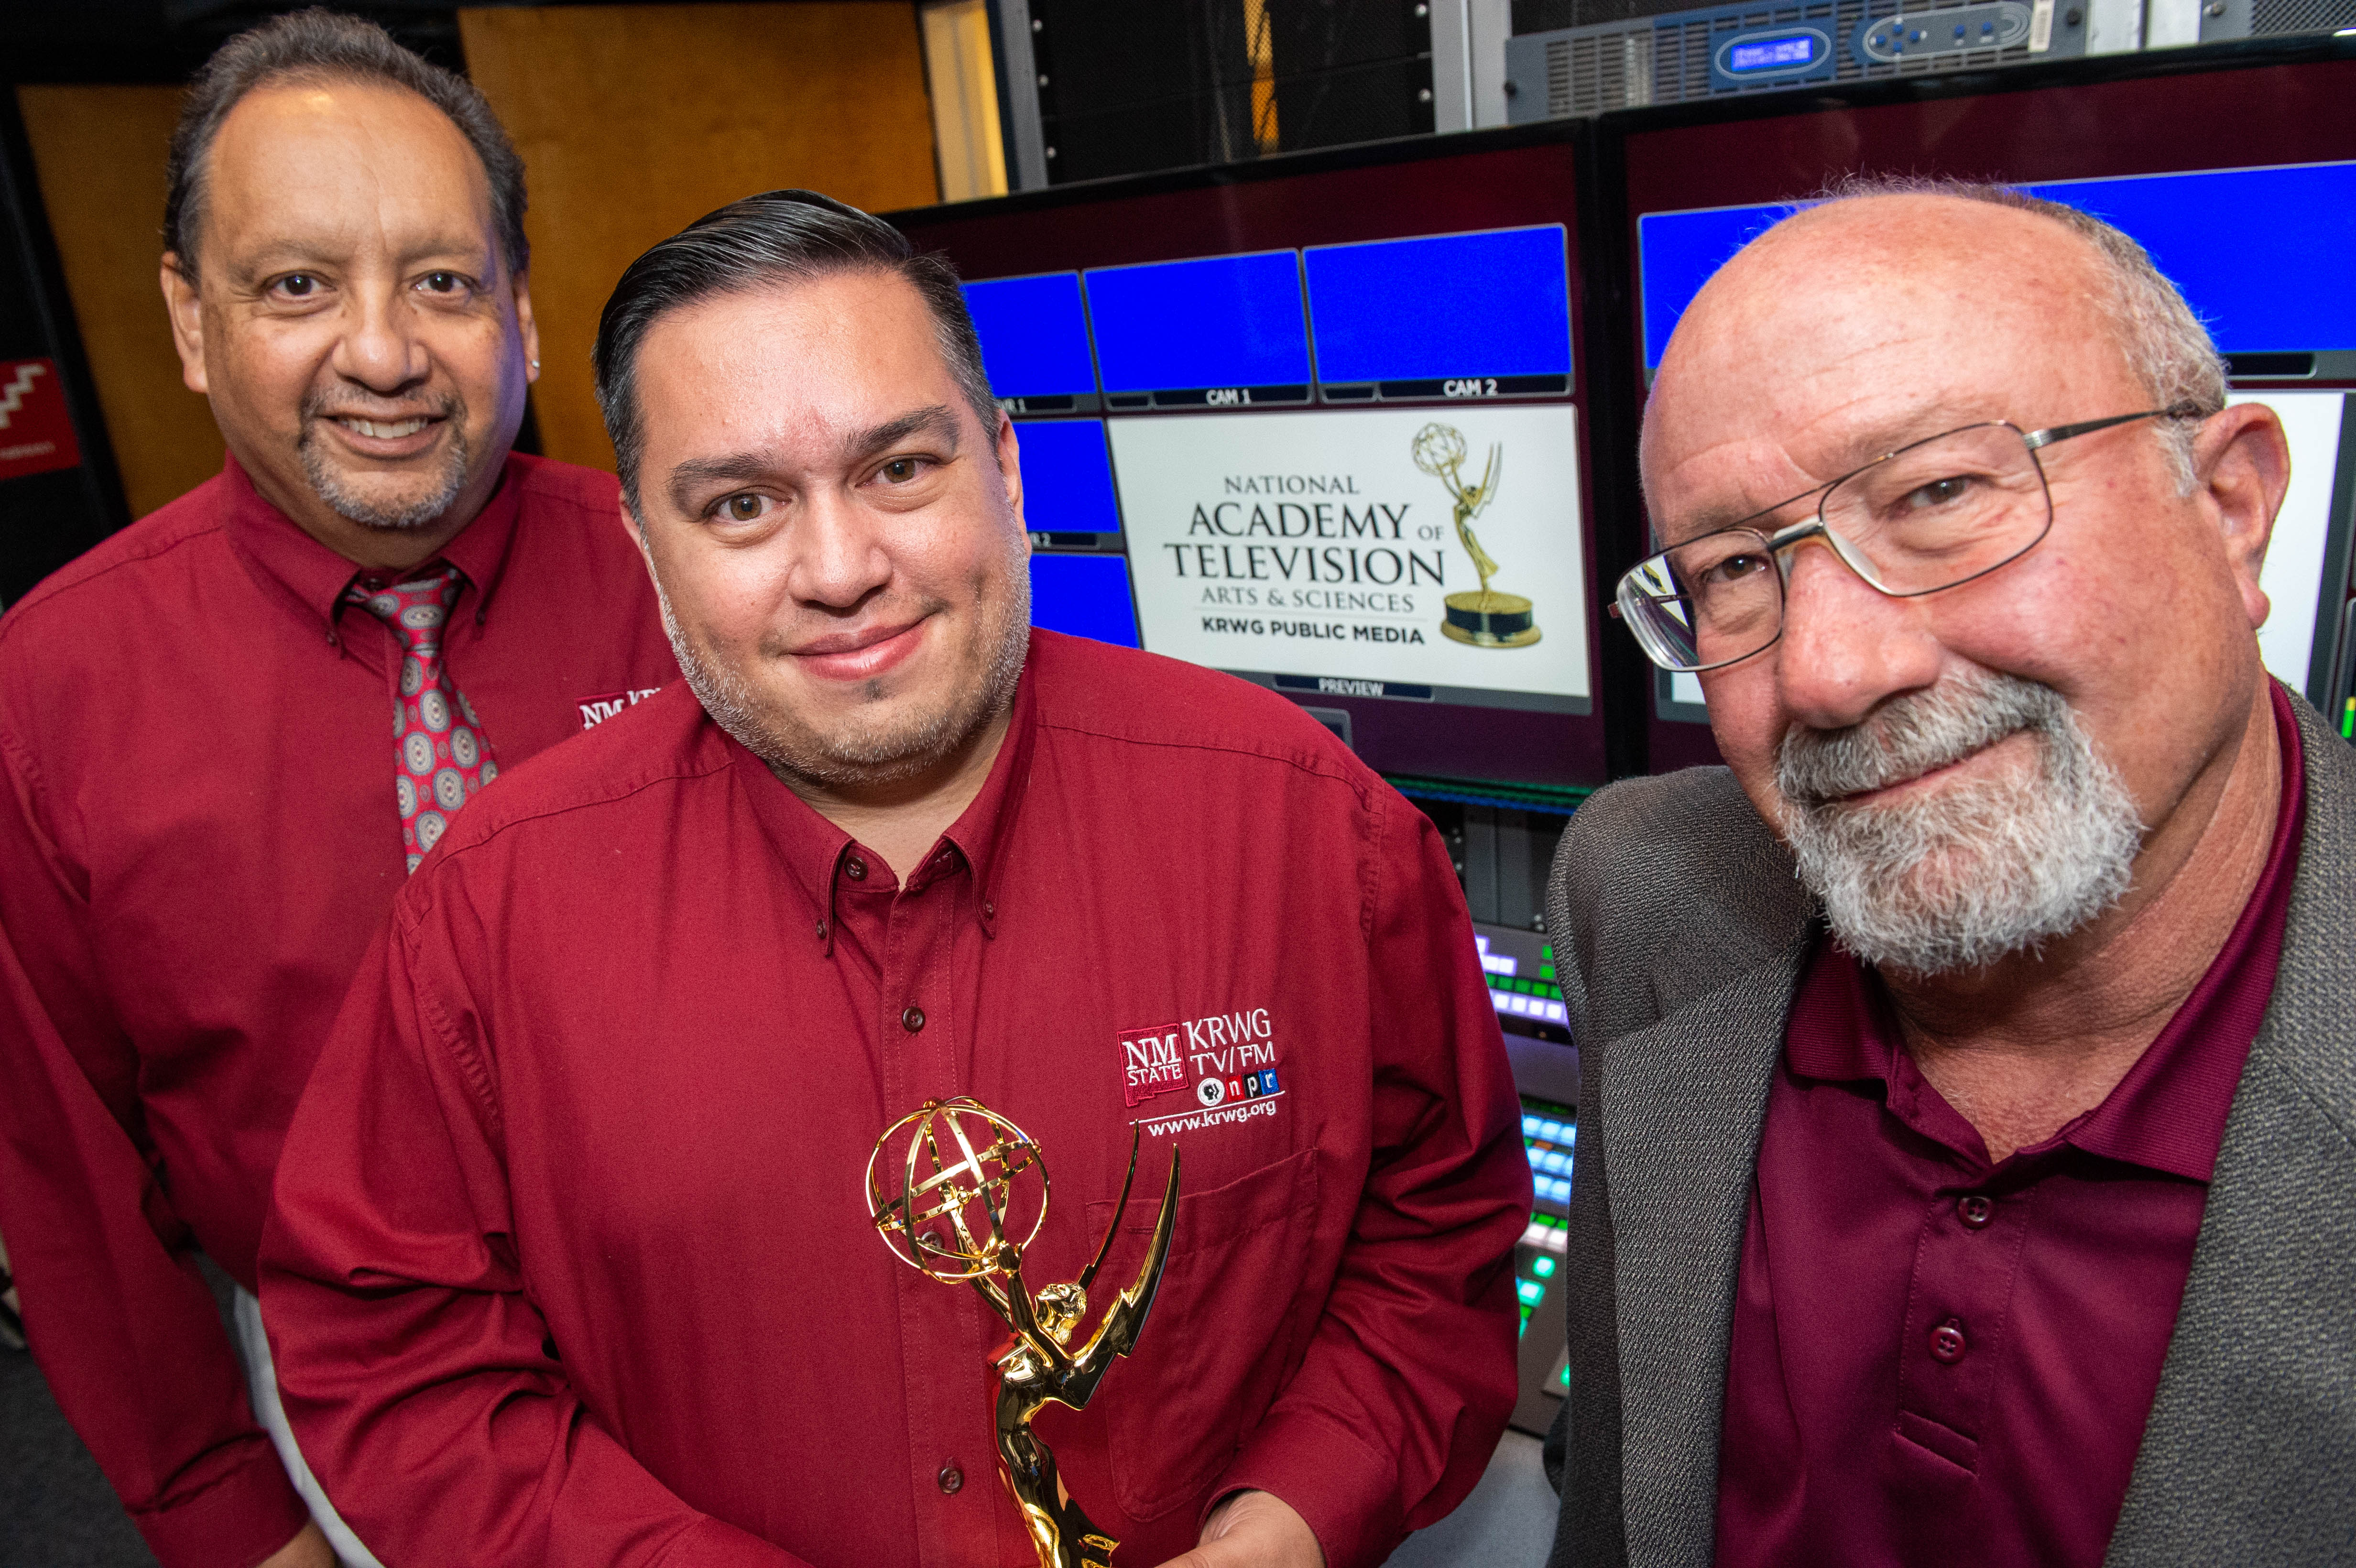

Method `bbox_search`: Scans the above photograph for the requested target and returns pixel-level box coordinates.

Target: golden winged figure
[1411,422,1505,597]
[868,1099,1182,1568]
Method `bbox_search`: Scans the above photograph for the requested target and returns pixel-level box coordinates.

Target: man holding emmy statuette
[261,191,1531,1568]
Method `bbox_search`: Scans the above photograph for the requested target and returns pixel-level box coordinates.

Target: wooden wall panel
[16,85,224,520]
[460,3,941,473]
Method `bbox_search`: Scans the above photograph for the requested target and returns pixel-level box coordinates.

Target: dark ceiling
[0,1,464,82]
[0,0,826,84]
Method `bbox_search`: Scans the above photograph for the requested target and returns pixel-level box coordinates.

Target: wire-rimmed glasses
[1613,404,2206,674]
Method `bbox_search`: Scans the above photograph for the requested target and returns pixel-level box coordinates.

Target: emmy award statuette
[866,1098,1182,1568]
[1412,421,1541,648]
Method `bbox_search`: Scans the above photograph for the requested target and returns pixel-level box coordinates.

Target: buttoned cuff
[1211,1407,1405,1568]
[129,1448,311,1568]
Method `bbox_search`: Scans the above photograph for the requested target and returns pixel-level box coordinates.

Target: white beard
[1775,669,2144,977]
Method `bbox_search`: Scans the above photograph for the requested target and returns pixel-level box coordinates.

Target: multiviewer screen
[971,225,1593,715]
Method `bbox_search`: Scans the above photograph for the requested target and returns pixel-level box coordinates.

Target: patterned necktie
[345,565,498,873]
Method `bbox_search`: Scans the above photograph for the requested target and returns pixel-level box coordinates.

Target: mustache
[300,389,462,425]
[1777,670,2067,809]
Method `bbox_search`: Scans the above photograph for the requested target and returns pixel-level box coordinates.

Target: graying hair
[1811,174,2226,490]
[166,9,528,283]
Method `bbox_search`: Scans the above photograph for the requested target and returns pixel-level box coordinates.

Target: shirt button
[903,1005,926,1033]
[1957,1194,1995,1229]
[1930,1318,1968,1364]
[937,1462,964,1495]
[844,855,867,881]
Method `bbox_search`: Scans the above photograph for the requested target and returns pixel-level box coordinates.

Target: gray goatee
[1776,669,2144,977]
[300,395,469,531]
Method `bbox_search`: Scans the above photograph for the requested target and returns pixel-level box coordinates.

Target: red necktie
[345,566,498,873]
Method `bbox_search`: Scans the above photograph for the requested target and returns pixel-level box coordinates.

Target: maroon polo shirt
[1715,683,2306,1568]
[259,629,1529,1568]
[0,454,675,1568]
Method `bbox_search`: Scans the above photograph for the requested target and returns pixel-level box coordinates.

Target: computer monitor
[1605,46,2356,769]
[893,127,1610,789]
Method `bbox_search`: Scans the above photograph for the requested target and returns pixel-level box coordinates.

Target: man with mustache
[257,189,1530,1568]
[1542,181,2349,1568]
[0,13,672,1568]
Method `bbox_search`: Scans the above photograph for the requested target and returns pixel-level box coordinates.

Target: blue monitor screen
[1029,553,1140,647]
[1083,251,1312,393]
[1728,35,1815,70]
[1637,160,2356,369]
[1303,226,1573,384]
[2018,164,2356,354]
[1015,420,1121,533]
[963,273,1098,398]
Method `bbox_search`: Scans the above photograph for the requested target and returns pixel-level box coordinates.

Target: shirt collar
[734,637,1041,953]
[1785,681,2307,1183]
[218,450,527,639]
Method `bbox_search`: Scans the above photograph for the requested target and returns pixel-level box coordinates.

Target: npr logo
[578,686,663,729]
[1121,1023,1187,1107]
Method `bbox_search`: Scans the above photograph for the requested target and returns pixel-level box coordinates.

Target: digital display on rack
[1014,420,1122,533]
[1303,227,1573,399]
[1029,553,1139,648]
[1637,160,2356,370]
[1727,35,1815,70]
[962,272,1098,404]
[1082,251,1313,407]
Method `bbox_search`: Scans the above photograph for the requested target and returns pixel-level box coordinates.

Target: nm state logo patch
[1121,1006,1286,1133]
[578,686,664,729]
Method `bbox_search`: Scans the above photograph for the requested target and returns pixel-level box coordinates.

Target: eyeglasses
[1612,403,2207,674]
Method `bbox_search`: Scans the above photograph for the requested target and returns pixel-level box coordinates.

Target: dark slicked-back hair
[165,8,528,282]
[592,189,998,515]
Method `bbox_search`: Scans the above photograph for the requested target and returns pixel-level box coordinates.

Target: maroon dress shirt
[259,629,1530,1568]
[1715,683,2307,1568]
[0,454,676,1568]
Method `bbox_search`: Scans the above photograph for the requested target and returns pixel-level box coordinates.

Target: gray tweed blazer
[1539,691,2356,1568]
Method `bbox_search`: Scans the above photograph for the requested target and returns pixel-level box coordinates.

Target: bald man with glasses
[1542,180,2353,1568]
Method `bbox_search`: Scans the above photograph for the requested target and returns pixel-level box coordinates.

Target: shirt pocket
[1087,1145,1323,1522]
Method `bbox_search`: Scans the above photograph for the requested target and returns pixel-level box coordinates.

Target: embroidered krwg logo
[1123,1006,1283,1113]
[1183,1006,1278,1108]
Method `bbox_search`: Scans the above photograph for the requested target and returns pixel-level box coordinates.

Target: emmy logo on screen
[866,1097,1181,1568]
[1412,421,1542,648]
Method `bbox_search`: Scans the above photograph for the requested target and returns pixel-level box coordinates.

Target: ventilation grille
[1545,29,1656,115]
[2250,0,2356,31]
